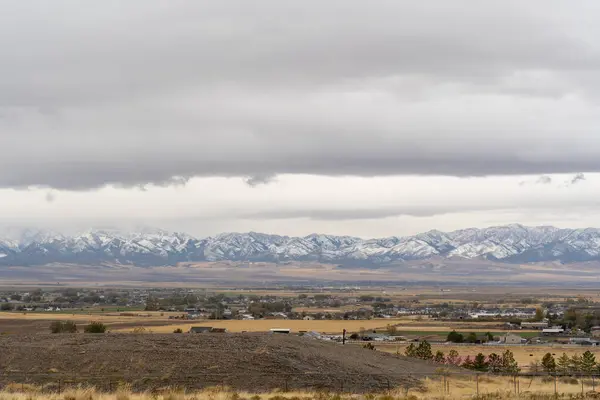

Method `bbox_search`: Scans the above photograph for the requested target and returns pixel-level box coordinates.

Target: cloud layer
[2,1,600,189]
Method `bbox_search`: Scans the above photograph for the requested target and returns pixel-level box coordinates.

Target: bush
[84,321,107,333]
[173,328,183,333]
[50,320,78,333]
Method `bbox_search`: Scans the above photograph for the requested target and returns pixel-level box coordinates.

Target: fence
[3,372,600,397]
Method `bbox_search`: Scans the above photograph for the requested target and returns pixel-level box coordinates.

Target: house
[303,315,315,321]
[501,333,524,344]
[189,326,213,334]
[591,326,600,338]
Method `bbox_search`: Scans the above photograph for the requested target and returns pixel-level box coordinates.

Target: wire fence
[3,372,600,396]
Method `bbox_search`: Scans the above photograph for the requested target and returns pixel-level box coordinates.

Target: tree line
[403,341,519,373]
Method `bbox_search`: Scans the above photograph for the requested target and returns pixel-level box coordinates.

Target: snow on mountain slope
[3,225,600,266]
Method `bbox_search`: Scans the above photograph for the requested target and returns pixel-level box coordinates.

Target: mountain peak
[1,224,599,266]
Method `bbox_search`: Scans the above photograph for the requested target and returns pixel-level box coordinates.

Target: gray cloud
[3,1,600,189]
[569,173,587,185]
[244,174,276,187]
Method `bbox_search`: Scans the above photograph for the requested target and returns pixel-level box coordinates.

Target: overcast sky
[2,1,600,238]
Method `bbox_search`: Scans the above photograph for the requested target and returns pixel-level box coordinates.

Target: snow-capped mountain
[3,224,600,266]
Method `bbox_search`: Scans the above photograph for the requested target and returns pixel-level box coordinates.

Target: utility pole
[342,329,346,344]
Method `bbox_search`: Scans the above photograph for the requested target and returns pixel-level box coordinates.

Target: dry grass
[1,377,600,400]
[113,319,407,334]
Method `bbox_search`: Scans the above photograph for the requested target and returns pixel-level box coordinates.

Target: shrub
[49,320,78,333]
[84,321,107,333]
[363,343,376,350]
[174,328,183,333]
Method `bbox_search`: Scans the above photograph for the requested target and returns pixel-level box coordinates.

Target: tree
[581,351,596,374]
[144,296,161,311]
[570,354,583,374]
[462,356,474,369]
[404,343,417,357]
[386,324,397,335]
[84,321,107,333]
[434,351,446,364]
[557,353,571,374]
[501,350,520,374]
[0,303,13,311]
[541,353,556,373]
[446,350,462,366]
[485,332,494,342]
[488,353,503,373]
[415,341,433,360]
[534,307,545,322]
[447,330,464,343]
[473,353,489,371]
[466,332,478,343]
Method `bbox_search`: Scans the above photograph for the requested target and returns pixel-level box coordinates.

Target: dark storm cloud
[2,1,600,189]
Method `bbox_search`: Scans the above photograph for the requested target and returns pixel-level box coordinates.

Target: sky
[2,1,600,238]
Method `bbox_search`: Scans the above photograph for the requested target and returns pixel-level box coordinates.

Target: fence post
[554,375,557,396]
[593,375,596,392]
[58,379,61,394]
[386,378,390,391]
[476,374,479,397]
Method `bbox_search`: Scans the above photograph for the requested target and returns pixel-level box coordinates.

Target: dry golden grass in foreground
[4,376,600,400]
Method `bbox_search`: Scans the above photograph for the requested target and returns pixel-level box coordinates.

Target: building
[521,322,549,330]
[569,337,599,346]
[591,326,600,338]
[542,327,565,336]
[501,333,524,344]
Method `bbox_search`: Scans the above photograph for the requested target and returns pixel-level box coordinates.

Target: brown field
[114,318,407,333]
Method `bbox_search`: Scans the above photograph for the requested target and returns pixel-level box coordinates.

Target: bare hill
[0,333,445,392]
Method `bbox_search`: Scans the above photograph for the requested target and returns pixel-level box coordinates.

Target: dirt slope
[0,333,448,392]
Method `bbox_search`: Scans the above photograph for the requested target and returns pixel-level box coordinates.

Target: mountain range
[2,224,600,267]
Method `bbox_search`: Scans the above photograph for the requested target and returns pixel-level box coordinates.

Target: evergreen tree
[581,351,596,374]
[462,355,474,369]
[541,353,556,373]
[488,353,503,373]
[415,340,433,360]
[557,353,571,374]
[473,353,489,371]
[404,343,417,357]
[434,350,446,364]
[570,354,583,374]
[446,349,462,366]
[501,350,520,374]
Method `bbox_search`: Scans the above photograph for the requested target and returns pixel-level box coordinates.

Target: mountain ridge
[2,224,600,267]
